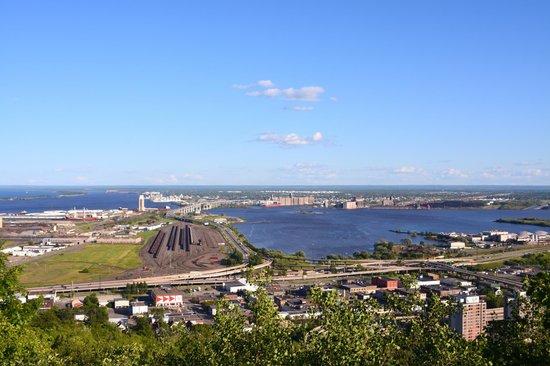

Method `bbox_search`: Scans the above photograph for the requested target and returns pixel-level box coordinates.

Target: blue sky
[1,0,549,185]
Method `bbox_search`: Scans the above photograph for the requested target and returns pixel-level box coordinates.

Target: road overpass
[28,261,271,293]
[272,266,422,282]
[428,262,524,289]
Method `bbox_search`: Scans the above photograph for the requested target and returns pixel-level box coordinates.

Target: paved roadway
[428,262,524,289]
[29,261,271,293]
[27,222,548,294]
[272,266,422,282]
[215,224,252,259]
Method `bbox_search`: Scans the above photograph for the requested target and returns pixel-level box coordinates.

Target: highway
[29,261,271,293]
[215,224,252,260]
[26,220,547,294]
[272,266,422,282]
[28,258,526,294]
[428,262,524,289]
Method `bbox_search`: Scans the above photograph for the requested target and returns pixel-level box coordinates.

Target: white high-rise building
[138,195,146,212]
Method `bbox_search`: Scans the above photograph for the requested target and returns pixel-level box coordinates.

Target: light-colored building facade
[450,294,504,340]
[138,195,146,212]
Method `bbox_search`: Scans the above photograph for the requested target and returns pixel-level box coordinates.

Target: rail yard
[138,223,227,275]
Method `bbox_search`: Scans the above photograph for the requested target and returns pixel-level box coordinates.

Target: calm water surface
[0,187,167,212]
[211,206,550,258]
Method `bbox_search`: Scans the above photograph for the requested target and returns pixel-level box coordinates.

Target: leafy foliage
[0,254,548,365]
[221,249,244,266]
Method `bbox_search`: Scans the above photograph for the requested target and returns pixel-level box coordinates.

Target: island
[495,217,550,227]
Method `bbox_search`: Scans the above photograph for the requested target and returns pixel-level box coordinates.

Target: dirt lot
[131,223,227,277]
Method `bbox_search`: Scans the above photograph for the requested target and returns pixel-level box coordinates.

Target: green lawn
[137,229,159,243]
[19,243,143,287]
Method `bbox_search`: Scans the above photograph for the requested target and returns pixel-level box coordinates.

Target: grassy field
[19,243,143,287]
[137,229,159,243]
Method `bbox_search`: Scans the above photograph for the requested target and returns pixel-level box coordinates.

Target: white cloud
[246,88,280,97]
[289,105,314,112]
[281,163,338,181]
[181,173,205,180]
[393,166,423,174]
[147,173,204,184]
[330,96,338,102]
[312,132,323,142]
[264,88,282,97]
[236,81,326,101]
[232,83,251,90]
[233,79,275,90]
[441,168,469,178]
[481,166,549,180]
[281,86,325,101]
[257,79,274,88]
[257,132,324,147]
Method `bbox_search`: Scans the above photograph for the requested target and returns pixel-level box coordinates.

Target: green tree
[82,293,108,326]
[248,252,263,266]
[483,272,550,365]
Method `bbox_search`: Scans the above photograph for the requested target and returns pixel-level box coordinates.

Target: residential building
[450,295,487,341]
[450,295,504,341]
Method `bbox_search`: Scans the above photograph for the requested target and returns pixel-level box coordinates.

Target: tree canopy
[0,253,548,365]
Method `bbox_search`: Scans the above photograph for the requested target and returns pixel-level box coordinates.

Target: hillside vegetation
[1,255,549,365]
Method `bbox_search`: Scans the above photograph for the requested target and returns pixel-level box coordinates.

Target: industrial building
[263,194,314,207]
[371,276,399,290]
[448,241,466,249]
[150,289,184,307]
[341,283,378,294]
[223,278,258,293]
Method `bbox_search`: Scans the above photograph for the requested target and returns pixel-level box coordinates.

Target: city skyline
[1,1,549,185]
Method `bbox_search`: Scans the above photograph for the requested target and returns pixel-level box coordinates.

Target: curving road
[29,261,271,293]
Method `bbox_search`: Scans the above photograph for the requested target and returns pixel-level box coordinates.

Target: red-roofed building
[151,289,184,307]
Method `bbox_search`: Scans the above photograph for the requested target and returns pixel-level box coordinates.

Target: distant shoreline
[495,217,550,228]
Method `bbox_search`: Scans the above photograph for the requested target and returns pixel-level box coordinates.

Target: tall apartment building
[450,294,504,340]
[450,295,486,340]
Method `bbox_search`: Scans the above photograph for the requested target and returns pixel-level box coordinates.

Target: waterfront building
[517,231,534,243]
[138,195,146,212]
[264,194,314,207]
[448,241,466,249]
[343,201,357,209]
[534,230,549,242]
